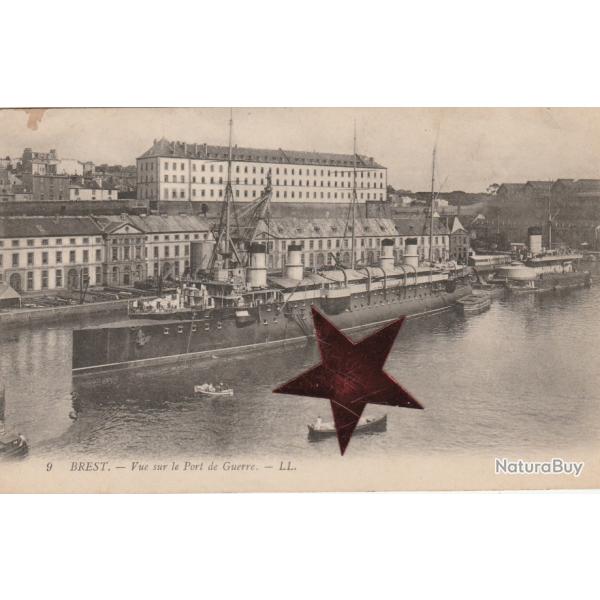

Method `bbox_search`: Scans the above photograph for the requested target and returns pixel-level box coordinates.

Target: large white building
[137,138,387,207]
[0,217,104,292]
[0,215,213,294]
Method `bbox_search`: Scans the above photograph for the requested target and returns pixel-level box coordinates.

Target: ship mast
[547,183,553,251]
[224,109,233,266]
[429,144,436,263]
[208,109,242,274]
[351,122,357,270]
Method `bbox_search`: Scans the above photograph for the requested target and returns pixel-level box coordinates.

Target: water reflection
[1,277,600,460]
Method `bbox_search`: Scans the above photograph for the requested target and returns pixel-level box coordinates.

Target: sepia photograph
[5,4,600,600]
[0,107,599,492]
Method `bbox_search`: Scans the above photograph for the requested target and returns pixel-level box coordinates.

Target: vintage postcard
[0,107,599,492]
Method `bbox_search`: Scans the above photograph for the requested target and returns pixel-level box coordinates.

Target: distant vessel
[0,388,29,460]
[491,227,591,293]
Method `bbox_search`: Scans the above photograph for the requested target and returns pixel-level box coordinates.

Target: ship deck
[80,317,184,329]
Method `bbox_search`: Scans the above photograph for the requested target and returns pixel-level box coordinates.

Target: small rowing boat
[0,436,28,460]
[194,385,234,397]
[456,294,491,315]
[308,414,387,441]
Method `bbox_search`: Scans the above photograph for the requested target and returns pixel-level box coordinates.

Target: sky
[1,107,600,193]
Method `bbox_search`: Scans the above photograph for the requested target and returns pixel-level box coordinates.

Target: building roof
[393,218,449,236]
[92,217,144,235]
[525,181,553,193]
[127,214,211,233]
[139,137,385,169]
[551,178,600,195]
[0,283,20,300]
[497,183,527,194]
[258,217,398,239]
[0,216,102,239]
[571,179,600,195]
[92,214,212,235]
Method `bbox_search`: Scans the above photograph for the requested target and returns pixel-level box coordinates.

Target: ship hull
[506,271,591,294]
[72,282,471,380]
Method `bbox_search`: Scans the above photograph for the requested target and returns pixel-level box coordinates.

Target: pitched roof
[0,216,102,239]
[393,218,449,236]
[127,214,211,233]
[552,178,600,195]
[93,217,144,235]
[0,283,20,300]
[139,138,385,169]
[497,183,527,194]
[572,179,600,195]
[258,217,398,239]
[525,181,553,193]
[447,216,467,233]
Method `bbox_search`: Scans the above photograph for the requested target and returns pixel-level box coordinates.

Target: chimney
[528,226,543,254]
[404,237,419,268]
[285,245,304,281]
[379,239,395,269]
[247,243,267,288]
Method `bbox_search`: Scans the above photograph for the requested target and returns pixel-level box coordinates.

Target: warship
[491,227,591,293]
[72,120,472,381]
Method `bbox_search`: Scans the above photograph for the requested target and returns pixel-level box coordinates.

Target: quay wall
[0,298,129,327]
[0,200,145,218]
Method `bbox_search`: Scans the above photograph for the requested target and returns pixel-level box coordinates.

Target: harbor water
[1,270,600,460]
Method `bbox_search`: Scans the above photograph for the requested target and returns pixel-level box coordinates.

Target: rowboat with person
[308,414,387,441]
[193,383,234,397]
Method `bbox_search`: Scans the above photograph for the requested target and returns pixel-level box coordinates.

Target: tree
[486,183,500,195]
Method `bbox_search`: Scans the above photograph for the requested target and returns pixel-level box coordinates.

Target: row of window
[0,249,101,268]
[0,267,99,291]
[151,245,190,259]
[151,259,187,274]
[0,233,210,250]
[0,237,102,248]
[154,160,384,179]
[111,246,143,261]
[150,233,207,241]
[157,174,384,190]
[164,188,385,201]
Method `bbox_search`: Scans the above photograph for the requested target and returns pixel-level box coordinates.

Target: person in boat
[15,433,26,448]
[314,416,322,431]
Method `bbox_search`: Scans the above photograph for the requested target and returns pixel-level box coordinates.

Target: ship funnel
[379,239,395,269]
[247,242,267,288]
[404,237,419,269]
[528,226,543,255]
[285,244,304,281]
